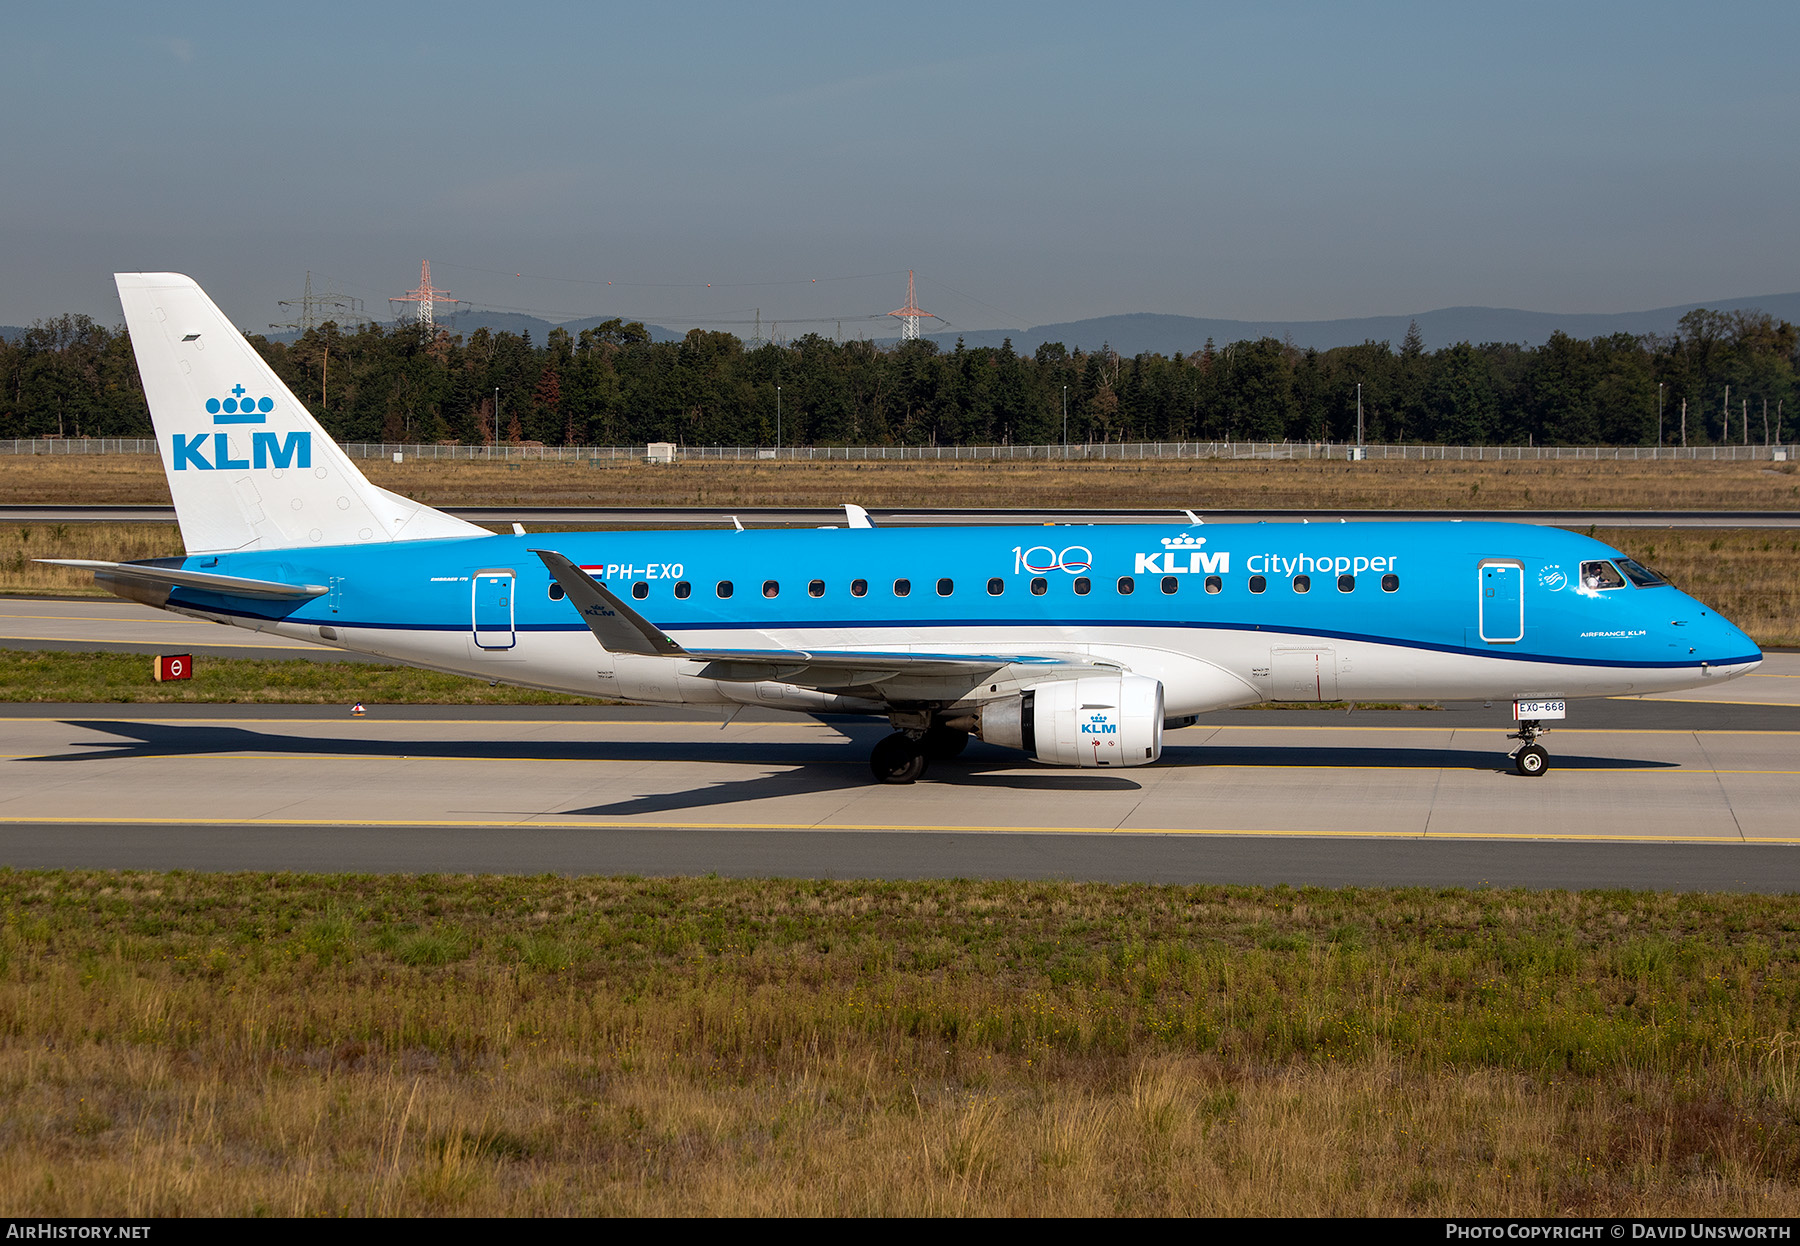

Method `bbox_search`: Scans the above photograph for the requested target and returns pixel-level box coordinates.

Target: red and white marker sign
[153,654,193,682]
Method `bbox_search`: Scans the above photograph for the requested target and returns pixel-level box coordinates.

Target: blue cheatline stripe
[172,594,1755,674]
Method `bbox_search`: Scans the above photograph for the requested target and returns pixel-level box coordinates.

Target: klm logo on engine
[172,383,310,471]
[1134,534,1228,576]
[1081,712,1119,735]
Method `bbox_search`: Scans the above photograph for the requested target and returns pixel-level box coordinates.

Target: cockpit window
[1580,560,1627,591]
[1614,557,1669,588]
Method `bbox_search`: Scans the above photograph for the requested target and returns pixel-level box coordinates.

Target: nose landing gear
[1508,720,1551,776]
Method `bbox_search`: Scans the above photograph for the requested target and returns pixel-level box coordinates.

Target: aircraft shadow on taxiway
[29,720,1675,819]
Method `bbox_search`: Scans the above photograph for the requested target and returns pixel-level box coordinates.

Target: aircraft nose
[1699,607,1761,677]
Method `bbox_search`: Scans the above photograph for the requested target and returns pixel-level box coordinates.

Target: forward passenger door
[1477,560,1524,644]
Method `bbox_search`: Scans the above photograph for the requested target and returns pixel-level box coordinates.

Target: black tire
[871,732,929,784]
[921,725,969,760]
[1515,745,1549,777]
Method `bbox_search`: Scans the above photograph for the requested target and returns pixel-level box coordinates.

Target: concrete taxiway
[9,504,1800,528]
[3,595,1797,889]
[0,596,372,662]
[0,692,1796,889]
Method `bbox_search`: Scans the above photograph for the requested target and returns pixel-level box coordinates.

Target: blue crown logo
[1160,534,1206,548]
[206,384,273,424]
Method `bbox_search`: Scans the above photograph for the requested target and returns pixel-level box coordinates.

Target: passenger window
[893,578,911,597]
[762,580,779,598]
[808,579,825,598]
[1337,574,1354,593]
[1249,575,1267,594]
[1117,576,1135,595]
[850,579,868,597]
[1073,577,1091,596]
[548,582,566,601]
[716,580,733,599]
[987,577,1004,596]
[937,578,954,597]
[1161,576,1178,595]
[674,581,691,599]
[1293,575,1311,594]
[1381,574,1398,593]
[1204,576,1221,594]
[631,581,649,600]
[1581,560,1627,591]
[1030,577,1048,596]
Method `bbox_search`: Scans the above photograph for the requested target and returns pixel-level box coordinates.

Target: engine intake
[978,675,1164,767]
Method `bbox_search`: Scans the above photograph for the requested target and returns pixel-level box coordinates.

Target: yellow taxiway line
[0,813,1791,846]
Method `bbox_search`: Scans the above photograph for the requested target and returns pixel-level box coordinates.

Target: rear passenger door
[472,569,516,650]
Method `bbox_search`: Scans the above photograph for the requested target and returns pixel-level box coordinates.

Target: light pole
[1658,381,1664,449]
[776,385,782,453]
[493,387,499,451]
[1356,381,1363,450]
[1062,385,1068,457]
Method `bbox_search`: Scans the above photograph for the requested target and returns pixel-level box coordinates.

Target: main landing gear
[1507,720,1551,777]
[869,725,970,784]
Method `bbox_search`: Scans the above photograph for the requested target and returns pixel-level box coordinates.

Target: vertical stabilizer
[115,272,487,553]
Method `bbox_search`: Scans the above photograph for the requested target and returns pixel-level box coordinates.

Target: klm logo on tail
[206,383,274,424]
[173,383,310,471]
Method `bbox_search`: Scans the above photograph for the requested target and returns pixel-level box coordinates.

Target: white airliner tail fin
[115,272,488,554]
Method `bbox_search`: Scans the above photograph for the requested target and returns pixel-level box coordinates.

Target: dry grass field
[4,451,1799,511]
[2,871,1797,1217]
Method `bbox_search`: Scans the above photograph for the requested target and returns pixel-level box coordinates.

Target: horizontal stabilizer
[38,559,328,600]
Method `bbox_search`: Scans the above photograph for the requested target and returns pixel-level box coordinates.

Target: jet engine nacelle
[978,674,1164,767]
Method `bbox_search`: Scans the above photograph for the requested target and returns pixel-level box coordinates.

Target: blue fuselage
[159,520,1759,714]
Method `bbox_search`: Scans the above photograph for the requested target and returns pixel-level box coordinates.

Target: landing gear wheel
[920,725,969,760]
[871,731,929,784]
[1514,745,1549,777]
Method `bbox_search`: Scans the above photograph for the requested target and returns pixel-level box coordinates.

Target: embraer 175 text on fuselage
[50,274,1763,782]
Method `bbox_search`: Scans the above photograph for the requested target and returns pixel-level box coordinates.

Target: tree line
[1,308,1794,447]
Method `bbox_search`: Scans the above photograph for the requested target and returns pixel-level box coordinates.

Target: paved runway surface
[4,596,1797,888]
[0,596,377,661]
[0,691,1796,889]
[9,504,1800,528]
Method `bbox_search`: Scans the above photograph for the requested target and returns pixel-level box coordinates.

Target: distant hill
[916,293,1800,356]
[264,309,682,344]
[0,326,25,343]
[244,291,1800,356]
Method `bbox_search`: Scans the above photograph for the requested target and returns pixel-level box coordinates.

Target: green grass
[0,649,594,703]
[2,871,1798,1215]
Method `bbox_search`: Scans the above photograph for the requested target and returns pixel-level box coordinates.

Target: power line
[271,271,365,333]
[388,260,464,330]
[431,260,909,291]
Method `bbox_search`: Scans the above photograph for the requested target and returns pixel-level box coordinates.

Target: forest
[2,308,1794,449]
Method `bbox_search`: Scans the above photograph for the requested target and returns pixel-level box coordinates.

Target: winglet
[531,549,686,657]
[844,503,875,529]
[1182,509,1203,525]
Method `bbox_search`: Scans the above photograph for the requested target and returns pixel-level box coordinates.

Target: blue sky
[5,1,1798,333]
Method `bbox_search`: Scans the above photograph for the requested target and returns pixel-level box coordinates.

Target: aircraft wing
[531,548,1107,685]
[38,559,328,600]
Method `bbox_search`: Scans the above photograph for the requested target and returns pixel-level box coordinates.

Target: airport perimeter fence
[0,437,1793,463]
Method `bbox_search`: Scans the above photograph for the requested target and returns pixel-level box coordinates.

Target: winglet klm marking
[532,549,685,656]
